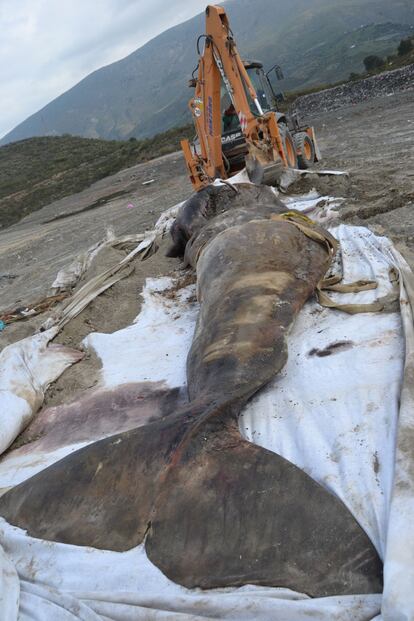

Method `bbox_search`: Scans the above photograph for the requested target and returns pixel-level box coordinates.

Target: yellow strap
[271,212,382,315]
[321,279,378,293]
[270,212,338,258]
[316,288,383,314]
[274,211,316,225]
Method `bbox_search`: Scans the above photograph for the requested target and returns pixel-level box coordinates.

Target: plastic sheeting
[51,236,113,292]
[382,246,414,620]
[0,328,83,457]
[43,201,186,332]
[84,277,197,390]
[0,518,382,621]
[0,223,413,620]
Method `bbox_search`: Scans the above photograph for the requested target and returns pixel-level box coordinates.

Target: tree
[363,55,385,71]
[398,38,413,56]
[349,72,360,81]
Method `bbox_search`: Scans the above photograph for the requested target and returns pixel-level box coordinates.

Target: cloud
[0,0,207,138]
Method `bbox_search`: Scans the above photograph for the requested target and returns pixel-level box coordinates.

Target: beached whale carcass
[0,183,382,597]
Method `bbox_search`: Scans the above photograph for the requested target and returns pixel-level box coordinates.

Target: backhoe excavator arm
[181,5,290,189]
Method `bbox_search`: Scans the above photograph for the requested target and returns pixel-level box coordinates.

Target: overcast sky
[0,0,209,139]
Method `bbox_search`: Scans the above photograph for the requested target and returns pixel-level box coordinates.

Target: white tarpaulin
[0,220,413,620]
[0,328,83,456]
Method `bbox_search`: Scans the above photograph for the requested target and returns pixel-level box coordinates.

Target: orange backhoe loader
[181,4,321,191]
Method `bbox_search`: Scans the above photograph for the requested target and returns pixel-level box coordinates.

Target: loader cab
[220,60,286,174]
[245,61,275,113]
[220,89,246,173]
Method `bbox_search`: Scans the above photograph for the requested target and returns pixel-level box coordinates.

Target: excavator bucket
[245,154,284,185]
[245,112,289,186]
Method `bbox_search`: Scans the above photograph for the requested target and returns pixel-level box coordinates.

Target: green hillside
[0,126,193,229]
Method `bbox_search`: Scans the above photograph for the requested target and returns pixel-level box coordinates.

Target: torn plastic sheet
[0,328,83,456]
[51,236,113,292]
[381,246,414,620]
[51,231,156,293]
[0,225,412,620]
[50,199,184,299]
[44,232,158,332]
[84,277,197,390]
[283,190,344,213]
[279,167,349,191]
[216,166,349,192]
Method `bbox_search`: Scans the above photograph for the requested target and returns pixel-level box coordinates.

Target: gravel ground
[294,63,414,117]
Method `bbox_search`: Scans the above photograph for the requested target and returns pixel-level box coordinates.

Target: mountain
[2,0,413,146]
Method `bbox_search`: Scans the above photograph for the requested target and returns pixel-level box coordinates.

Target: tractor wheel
[278,124,298,169]
[294,132,315,169]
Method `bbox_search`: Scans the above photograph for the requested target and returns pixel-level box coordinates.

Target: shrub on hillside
[398,38,413,56]
[363,55,385,71]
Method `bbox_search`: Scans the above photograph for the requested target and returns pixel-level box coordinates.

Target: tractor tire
[294,131,315,170]
[278,124,298,169]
